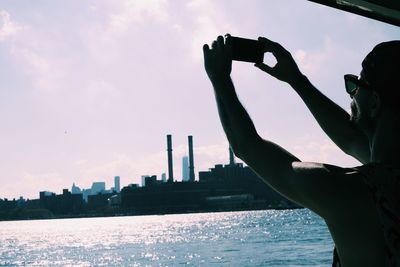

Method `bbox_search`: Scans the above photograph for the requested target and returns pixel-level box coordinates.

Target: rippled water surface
[0,209,333,266]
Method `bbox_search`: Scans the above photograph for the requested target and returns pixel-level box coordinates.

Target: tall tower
[188,135,195,182]
[167,134,174,183]
[141,175,148,187]
[229,147,236,166]
[182,156,189,182]
[114,176,120,193]
[71,183,81,194]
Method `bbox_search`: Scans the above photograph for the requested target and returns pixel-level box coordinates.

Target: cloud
[1,171,67,199]
[76,159,88,165]
[0,10,21,41]
[81,80,120,114]
[294,49,306,63]
[187,0,236,61]
[3,17,75,94]
[3,0,393,201]
[294,37,333,76]
[109,0,169,29]
[83,0,170,65]
[3,0,172,93]
[14,47,68,93]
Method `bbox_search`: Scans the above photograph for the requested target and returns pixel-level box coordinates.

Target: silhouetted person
[203,35,400,267]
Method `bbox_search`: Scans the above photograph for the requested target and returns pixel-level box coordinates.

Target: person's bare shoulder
[289,161,365,220]
[292,162,356,174]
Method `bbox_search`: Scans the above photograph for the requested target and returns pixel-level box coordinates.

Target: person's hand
[203,35,232,83]
[255,37,303,86]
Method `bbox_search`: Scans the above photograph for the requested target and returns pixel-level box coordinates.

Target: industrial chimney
[188,135,195,182]
[167,134,174,183]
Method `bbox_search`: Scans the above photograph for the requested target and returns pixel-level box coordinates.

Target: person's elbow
[230,134,263,161]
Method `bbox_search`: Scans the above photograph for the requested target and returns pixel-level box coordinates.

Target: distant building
[143,175,161,187]
[17,197,25,206]
[71,183,82,194]
[182,156,189,182]
[114,176,120,193]
[40,191,55,197]
[141,175,149,187]
[91,182,105,195]
[74,181,115,202]
[87,192,114,210]
[108,194,121,206]
[0,198,18,212]
[39,189,84,214]
[82,189,92,202]
[161,173,167,183]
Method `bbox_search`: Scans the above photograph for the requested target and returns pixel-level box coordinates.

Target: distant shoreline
[0,205,304,222]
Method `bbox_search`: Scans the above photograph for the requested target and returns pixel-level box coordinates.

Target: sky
[0,0,398,199]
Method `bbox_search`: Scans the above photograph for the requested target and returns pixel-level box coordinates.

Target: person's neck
[370,108,400,165]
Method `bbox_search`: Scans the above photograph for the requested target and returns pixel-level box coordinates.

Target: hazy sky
[0,0,398,199]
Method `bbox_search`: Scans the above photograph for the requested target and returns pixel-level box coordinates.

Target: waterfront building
[0,198,18,212]
[87,192,114,210]
[143,175,162,187]
[108,194,121,207]
[39,189,84,214]
[121,161,298,214]
[40,191,55,197]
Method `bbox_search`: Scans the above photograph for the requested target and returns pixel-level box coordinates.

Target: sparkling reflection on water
[0,209,333,266]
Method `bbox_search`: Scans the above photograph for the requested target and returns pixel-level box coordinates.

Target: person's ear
[370,91,381,118]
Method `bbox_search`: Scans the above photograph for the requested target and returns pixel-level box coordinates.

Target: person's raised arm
[203,35,261,157]
[255,37,370,164]
[203,35,355,220]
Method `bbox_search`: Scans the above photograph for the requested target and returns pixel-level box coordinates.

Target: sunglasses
[344,74,373,96]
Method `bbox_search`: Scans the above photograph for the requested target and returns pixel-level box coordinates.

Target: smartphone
[230,36,264,64]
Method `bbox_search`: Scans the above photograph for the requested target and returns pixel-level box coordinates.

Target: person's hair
[362,40,400,109]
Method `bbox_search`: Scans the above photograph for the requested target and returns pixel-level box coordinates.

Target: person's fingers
[225,34,231,43]
[225,34,232,57]
[258,36,281,53]
[203,44,210,67]
[254,62,275,76]
[217,35,224,46]
[211,40,218,49]
[216,35,225,51]
[258,36,277,46]
[225,33,231,44]
[203,44,210,59]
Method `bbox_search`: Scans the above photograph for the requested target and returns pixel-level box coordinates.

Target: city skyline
[3,134,210,200]
[0,1,398,199]
[0,142,238,201]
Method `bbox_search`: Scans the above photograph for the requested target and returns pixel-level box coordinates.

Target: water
[0,209,334,266]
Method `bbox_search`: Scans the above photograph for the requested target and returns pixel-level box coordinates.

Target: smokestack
[167,134,174,183]
[188,135,195,182]
[229,146,236,166]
